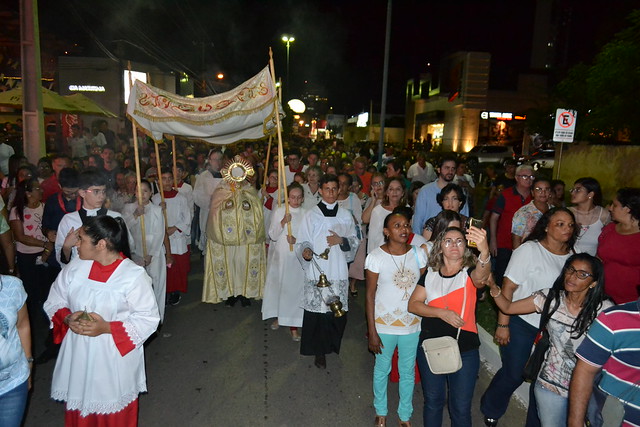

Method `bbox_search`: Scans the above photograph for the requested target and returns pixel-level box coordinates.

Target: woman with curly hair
[408,224,491,427]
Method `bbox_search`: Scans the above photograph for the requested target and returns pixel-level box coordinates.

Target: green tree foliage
[556,10,640,143]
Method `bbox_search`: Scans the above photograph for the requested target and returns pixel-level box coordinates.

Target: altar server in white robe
[262,182,305,341]
[193,149,223,251]
[122,179,168,321]
[296,174,359,369]
[153,170,191,307]
[43,216,159,425]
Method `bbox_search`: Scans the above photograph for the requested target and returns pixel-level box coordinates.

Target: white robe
[193,170,223,251]
[122,202,167,321]
[261,205,305,327]
[152,192,190,256]
[301,183,322,211]
[44,258,159,416]
[296,203,359,313]
[177,182,194,240]
[55,208,125,265]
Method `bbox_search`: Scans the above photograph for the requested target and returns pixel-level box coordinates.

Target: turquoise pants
[373,331,420,422]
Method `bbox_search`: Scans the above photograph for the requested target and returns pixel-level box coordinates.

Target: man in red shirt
[41,155,71,201]
[354,156,372,194]
[489,164,534,286]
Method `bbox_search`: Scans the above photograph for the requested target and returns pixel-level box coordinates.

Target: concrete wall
[555,144,640,202]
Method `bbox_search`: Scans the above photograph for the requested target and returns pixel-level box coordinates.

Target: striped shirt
[576,299,640,426]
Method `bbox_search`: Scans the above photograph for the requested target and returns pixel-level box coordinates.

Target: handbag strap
[455,273,468,341]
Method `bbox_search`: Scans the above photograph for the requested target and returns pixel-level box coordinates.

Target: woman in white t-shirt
[365,211,428,427]
[568,177,610,256]
[480,207,577,426]
[367,177,407,254]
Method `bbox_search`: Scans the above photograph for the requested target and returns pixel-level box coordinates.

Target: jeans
[417,345,479,427]
[373,332,420,422]
[0,380,28,427]
[534,383,567,427]
[480,315,541,426]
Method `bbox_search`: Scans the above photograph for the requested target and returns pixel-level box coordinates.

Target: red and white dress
[44,257,160,425]
[153,190,191,294]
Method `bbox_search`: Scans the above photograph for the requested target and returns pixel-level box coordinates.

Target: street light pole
[281,35,295,99]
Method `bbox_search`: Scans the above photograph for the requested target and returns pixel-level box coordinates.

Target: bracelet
[26,357,34,363]
[478,254,491,267]
[489,286,501,298]
[497,323,509,328]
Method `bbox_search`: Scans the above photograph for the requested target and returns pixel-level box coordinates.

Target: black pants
[300,310,348,356]
[17,251,60,325]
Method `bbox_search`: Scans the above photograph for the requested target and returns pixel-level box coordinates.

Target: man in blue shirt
[412,156,469,235]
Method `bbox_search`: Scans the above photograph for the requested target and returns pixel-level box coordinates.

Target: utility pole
[20,0,45,162]
[377,0,392,171]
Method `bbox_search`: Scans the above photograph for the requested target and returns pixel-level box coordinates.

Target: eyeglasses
[565,265,593,280]
[372,181,384,187]
[569,187,584,193]
[443,238,465,248]
[534,187,551,193]
[85,188,107,196]
[517,175,536,180]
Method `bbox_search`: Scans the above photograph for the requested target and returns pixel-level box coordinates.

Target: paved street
[24,252,525,426]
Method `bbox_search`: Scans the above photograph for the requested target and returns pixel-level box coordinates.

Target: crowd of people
[0,130,639,427]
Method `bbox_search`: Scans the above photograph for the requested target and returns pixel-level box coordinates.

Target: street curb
[478,325,529,406]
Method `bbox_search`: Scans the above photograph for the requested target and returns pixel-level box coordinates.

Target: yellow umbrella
[0,86,117,117]
[0,86,76,113]
[63,93,117,117]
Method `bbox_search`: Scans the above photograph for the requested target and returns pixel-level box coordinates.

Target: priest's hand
[79,313,110,337]
[326,230,342,247]
[302,248,313,261]
[280,213,292,227]
[134,204,145,217]
[286,234,296,245]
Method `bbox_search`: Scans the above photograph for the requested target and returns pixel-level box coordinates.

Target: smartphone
[465,218,483,247]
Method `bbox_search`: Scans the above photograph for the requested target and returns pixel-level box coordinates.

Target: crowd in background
[0,120,639,426]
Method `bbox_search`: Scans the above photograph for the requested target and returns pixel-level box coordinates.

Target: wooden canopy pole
[154,140,169,230]
[262,134,273,188]
[268,48,292,250]
[127,61,147,258]
[170,135,178,189]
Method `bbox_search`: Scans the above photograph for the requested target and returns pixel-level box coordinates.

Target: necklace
[573,207,599,239]
[389,248,415,300]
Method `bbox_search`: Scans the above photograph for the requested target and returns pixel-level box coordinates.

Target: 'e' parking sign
[553,109,577,143]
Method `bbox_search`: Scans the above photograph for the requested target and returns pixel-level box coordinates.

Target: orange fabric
[427,276,478,334]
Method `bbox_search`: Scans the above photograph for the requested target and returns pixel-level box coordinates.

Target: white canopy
[126,66,280,144]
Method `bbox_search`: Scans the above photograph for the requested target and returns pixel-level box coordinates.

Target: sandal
[374,415,386,427]
[399,421,411,427]
[350,289,358,297]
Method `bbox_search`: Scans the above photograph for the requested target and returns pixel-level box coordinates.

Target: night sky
[25,0,640,115]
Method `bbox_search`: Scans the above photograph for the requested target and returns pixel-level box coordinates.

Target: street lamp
[281,35,295,97]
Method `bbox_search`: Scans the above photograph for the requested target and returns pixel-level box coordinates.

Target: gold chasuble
[202,158,266,303]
